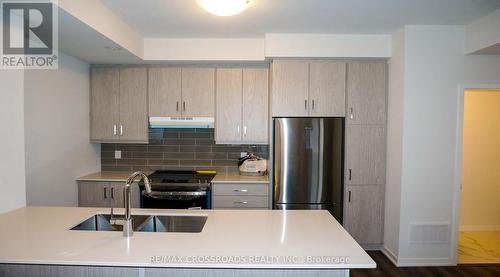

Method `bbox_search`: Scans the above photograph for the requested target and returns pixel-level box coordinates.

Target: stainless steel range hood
[149,117,214,129]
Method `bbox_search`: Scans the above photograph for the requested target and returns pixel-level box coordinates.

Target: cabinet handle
[348,191,351,202]
[237,125,240,134]
[312,99,315,110]
[111,187,114,199]
[234,201,248,204]
[120,125,123,136]
[304,99,308,110]
[350,107,354,120]
[104,187,107,199]
[348,169,352,181]
[233,189,248,193]
[183,101,186,112]
[176,101,179,112]
[243,126,247,136]
[113,124,117,136]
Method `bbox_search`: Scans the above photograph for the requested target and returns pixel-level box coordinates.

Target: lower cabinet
[78,181,140,208]
[212,182,269,209]
[343,184,384,247]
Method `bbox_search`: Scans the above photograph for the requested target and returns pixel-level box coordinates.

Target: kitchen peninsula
[0,207,374,277]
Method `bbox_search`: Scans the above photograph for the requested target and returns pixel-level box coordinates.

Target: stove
[139,170,216,209]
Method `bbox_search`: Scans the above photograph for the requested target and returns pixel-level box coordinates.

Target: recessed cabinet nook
[88,59,387,248]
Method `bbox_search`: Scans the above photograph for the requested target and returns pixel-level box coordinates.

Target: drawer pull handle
[233,189,248,193]
[234,201,248,204]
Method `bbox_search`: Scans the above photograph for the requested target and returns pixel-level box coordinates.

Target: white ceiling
[101,0,500,38]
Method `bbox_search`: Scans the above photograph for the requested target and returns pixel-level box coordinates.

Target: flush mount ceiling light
[197,0,251,16]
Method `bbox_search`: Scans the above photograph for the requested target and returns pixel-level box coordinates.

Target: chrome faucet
[110,171,152,237]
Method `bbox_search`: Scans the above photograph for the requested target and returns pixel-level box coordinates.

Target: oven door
[141,190,209,209]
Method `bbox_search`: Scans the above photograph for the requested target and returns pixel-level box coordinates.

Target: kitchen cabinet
[271,60,309,116]
[344,185,384,246]
[271,60,346,117]
[211,182,269,209]
[148,67,215,118]
[181,68,215,117]
[90,68,120,142]
[345,124,386,185]
[346,61,387,125]
[309,61,346,117]
[148,67,182,117]
[78,181,140,208]
[90,67,148,143]
[242,68,269,143]
[215,67,268,144]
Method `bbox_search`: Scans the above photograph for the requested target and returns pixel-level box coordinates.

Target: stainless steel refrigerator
[273,118,344,222]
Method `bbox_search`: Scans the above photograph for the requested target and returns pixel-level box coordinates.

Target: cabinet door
[78,182,110,207]
[109,182,140,208]
[347,61,386,124]
[344,185,384,245]
[309,61,346,117]
[242,68,269,143]
[345,125,386,185]
[215,68,243,143]
[271,60,309,116]
[181,68,215,117]
[90,68,120,142]
[119,67,149,143]
[148,67,182,117]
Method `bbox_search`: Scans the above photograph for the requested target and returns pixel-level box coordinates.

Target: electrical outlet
[115,150,122,159]
[240,152,248,158]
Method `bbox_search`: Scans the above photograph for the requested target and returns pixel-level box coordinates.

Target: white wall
[386,25,500,266]
[24,52,100,206]
[0,68,26,213]
[383,27,405,263]
[265,34,392,58]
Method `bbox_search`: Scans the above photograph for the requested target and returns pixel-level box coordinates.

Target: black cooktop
[143,170,216,191]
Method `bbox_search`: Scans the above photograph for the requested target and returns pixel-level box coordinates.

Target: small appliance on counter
[238,153,267,176]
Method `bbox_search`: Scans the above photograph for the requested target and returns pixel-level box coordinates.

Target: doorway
[457,89,500,264]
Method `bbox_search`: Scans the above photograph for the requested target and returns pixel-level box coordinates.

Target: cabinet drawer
[213,196,268,209]
[212,183,269,196]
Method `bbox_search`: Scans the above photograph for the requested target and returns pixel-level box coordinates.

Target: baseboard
[361,244,383,251]
[381,246,398,266]
[459,225,500,231]
[380,246,455,267]
[396,257,455,267]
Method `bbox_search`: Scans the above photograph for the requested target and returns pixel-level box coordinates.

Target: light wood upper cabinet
[309,61,346,117]
[271,60,346,117]
[148,68,182,117]
[345,124,386,185]
[90,67,148,143]
[344,184,384,245]
[347,61,387,124]
[271,60,309,116]
[215,68,243,142]
[215,68,269,144]
[119,68,148,142]
[90,68,120,141]
[242,68,269,143]
[181,68,215,117]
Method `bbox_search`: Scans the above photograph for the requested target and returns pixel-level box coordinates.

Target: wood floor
[351,251,500,277]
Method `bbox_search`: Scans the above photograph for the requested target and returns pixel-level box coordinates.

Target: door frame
[450,83,500,265]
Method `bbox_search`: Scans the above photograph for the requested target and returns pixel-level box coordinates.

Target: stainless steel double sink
[70,214,207,233]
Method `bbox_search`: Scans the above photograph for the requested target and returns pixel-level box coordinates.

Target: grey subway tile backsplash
[101,128,269,173]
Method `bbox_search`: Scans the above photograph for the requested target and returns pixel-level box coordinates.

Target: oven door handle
[143,191,207,200]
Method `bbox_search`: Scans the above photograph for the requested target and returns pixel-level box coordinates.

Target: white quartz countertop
[77,171,268,183]
[211,171,269,183]
[0,207,374,269]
